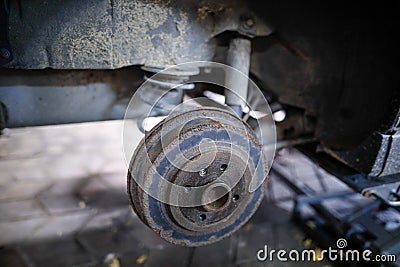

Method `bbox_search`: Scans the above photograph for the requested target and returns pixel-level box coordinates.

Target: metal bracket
[341,173,400,207]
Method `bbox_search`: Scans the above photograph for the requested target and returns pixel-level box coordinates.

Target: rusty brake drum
[127,107,269,246]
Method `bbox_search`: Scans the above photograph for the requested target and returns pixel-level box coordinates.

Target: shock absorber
[224,37,252,117]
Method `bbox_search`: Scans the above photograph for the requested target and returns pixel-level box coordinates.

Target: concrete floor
[0,120,373,267]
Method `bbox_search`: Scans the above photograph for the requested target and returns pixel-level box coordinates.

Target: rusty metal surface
[127,107,268,246]
[5,0,272,69]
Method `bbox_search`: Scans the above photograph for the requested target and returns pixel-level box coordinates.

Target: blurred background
[0,120,379,267]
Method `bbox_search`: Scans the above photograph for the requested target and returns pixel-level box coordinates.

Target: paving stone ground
[0,121,373,267]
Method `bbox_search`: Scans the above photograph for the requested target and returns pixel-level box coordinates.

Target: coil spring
[137,66,197,132]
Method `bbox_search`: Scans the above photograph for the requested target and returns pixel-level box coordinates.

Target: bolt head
[199,168,207,177]
[245,18,255,28]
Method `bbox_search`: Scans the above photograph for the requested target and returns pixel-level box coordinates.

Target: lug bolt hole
[199,214,206,221]
[220,164,227,172]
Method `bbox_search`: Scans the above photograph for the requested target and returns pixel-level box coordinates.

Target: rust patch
[197,5,226,20]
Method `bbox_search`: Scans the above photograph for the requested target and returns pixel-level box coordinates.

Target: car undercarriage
[1,0,400,265]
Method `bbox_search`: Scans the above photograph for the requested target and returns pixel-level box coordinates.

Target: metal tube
[224,38,252,116]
